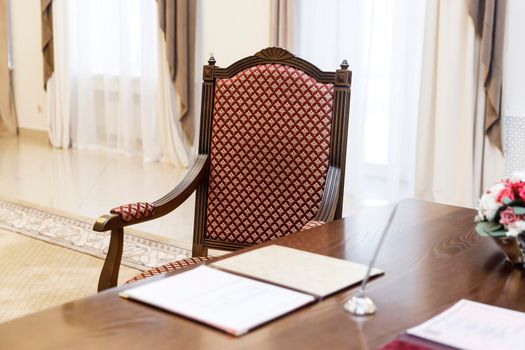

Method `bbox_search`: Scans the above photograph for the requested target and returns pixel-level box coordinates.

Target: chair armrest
[315,165,341,222]
[94,154,209,292]
[93,154,209,232]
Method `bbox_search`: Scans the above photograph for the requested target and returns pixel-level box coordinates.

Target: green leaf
[484,221,504,232]
[475,222,507,237]
[502,197,513,205]
[508,199,525,207]
[512,206,525,215]
[488,230,508,237]
[475,222,490,236]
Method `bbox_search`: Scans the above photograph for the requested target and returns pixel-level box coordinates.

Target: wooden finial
[208,53,216,65]
[340,59,349,70]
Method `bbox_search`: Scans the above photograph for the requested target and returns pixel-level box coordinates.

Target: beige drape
[0,0,17,136]
[468,0,506,151]
[157,0,195,146]
[415,0,504,207]
[41,0,53,88]
[157,30,190,167]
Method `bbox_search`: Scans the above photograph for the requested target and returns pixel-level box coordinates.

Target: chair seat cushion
[299,220,325,231]
[126,256,209,284]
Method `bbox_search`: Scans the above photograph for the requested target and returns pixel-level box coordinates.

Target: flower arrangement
[475,172,525,238]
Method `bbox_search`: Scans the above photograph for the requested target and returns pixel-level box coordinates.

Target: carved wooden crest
[254,47,294,61]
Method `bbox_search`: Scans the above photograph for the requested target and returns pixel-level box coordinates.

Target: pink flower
[519,186,525,203]
[512,181,524,189]
[497,185,515,203]
[499,207,517,225]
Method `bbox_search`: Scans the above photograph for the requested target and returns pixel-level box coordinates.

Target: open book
[120,265,314,336]
[120,245,383,336]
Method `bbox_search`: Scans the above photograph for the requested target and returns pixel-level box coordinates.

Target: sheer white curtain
[289,0,426,212]
[48,0,189,166]
[47,0,70,148]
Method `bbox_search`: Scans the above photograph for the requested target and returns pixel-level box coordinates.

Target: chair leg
[192,243,208,257]
[98,228,124,292]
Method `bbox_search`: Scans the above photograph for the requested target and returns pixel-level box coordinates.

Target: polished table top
[2,199,525,349]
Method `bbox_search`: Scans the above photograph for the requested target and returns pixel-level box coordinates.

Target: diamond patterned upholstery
[111,202,155,223]
[126,256,209,284]
[206,64,334,245]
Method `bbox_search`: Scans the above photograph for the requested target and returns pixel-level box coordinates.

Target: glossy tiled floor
[0,133,370,246]
[0,133,194,243]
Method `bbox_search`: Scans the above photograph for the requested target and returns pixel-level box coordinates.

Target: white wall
[197,0,271,68]
[10,0,48,131]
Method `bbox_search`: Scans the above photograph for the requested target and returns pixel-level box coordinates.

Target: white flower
[477,182,505,220]
[506,220,525,237]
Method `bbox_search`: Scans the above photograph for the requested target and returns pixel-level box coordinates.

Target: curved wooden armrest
[93,154,209,232]
[315,166,341,222]
[94,154,209,292]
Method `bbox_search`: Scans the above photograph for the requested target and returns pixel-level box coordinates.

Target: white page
[211,245,383,297]
[407,299,525,350]
[120,266,315,336]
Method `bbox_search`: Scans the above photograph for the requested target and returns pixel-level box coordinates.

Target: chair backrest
[192,47,351,255]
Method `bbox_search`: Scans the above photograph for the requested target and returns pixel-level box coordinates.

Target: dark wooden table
[2,199,525,349]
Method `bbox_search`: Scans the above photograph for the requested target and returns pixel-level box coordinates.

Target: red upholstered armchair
[94,47,352,291]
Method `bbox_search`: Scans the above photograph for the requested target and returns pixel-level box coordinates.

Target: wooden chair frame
[93,47,352,292]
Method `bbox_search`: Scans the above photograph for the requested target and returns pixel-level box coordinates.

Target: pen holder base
[344,294,377,316]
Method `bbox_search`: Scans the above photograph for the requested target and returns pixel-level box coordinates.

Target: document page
[120,266,315,336]
[211,245,383,298]
[407,299,525,350]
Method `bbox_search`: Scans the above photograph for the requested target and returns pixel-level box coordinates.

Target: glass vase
[491,234,525,268]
